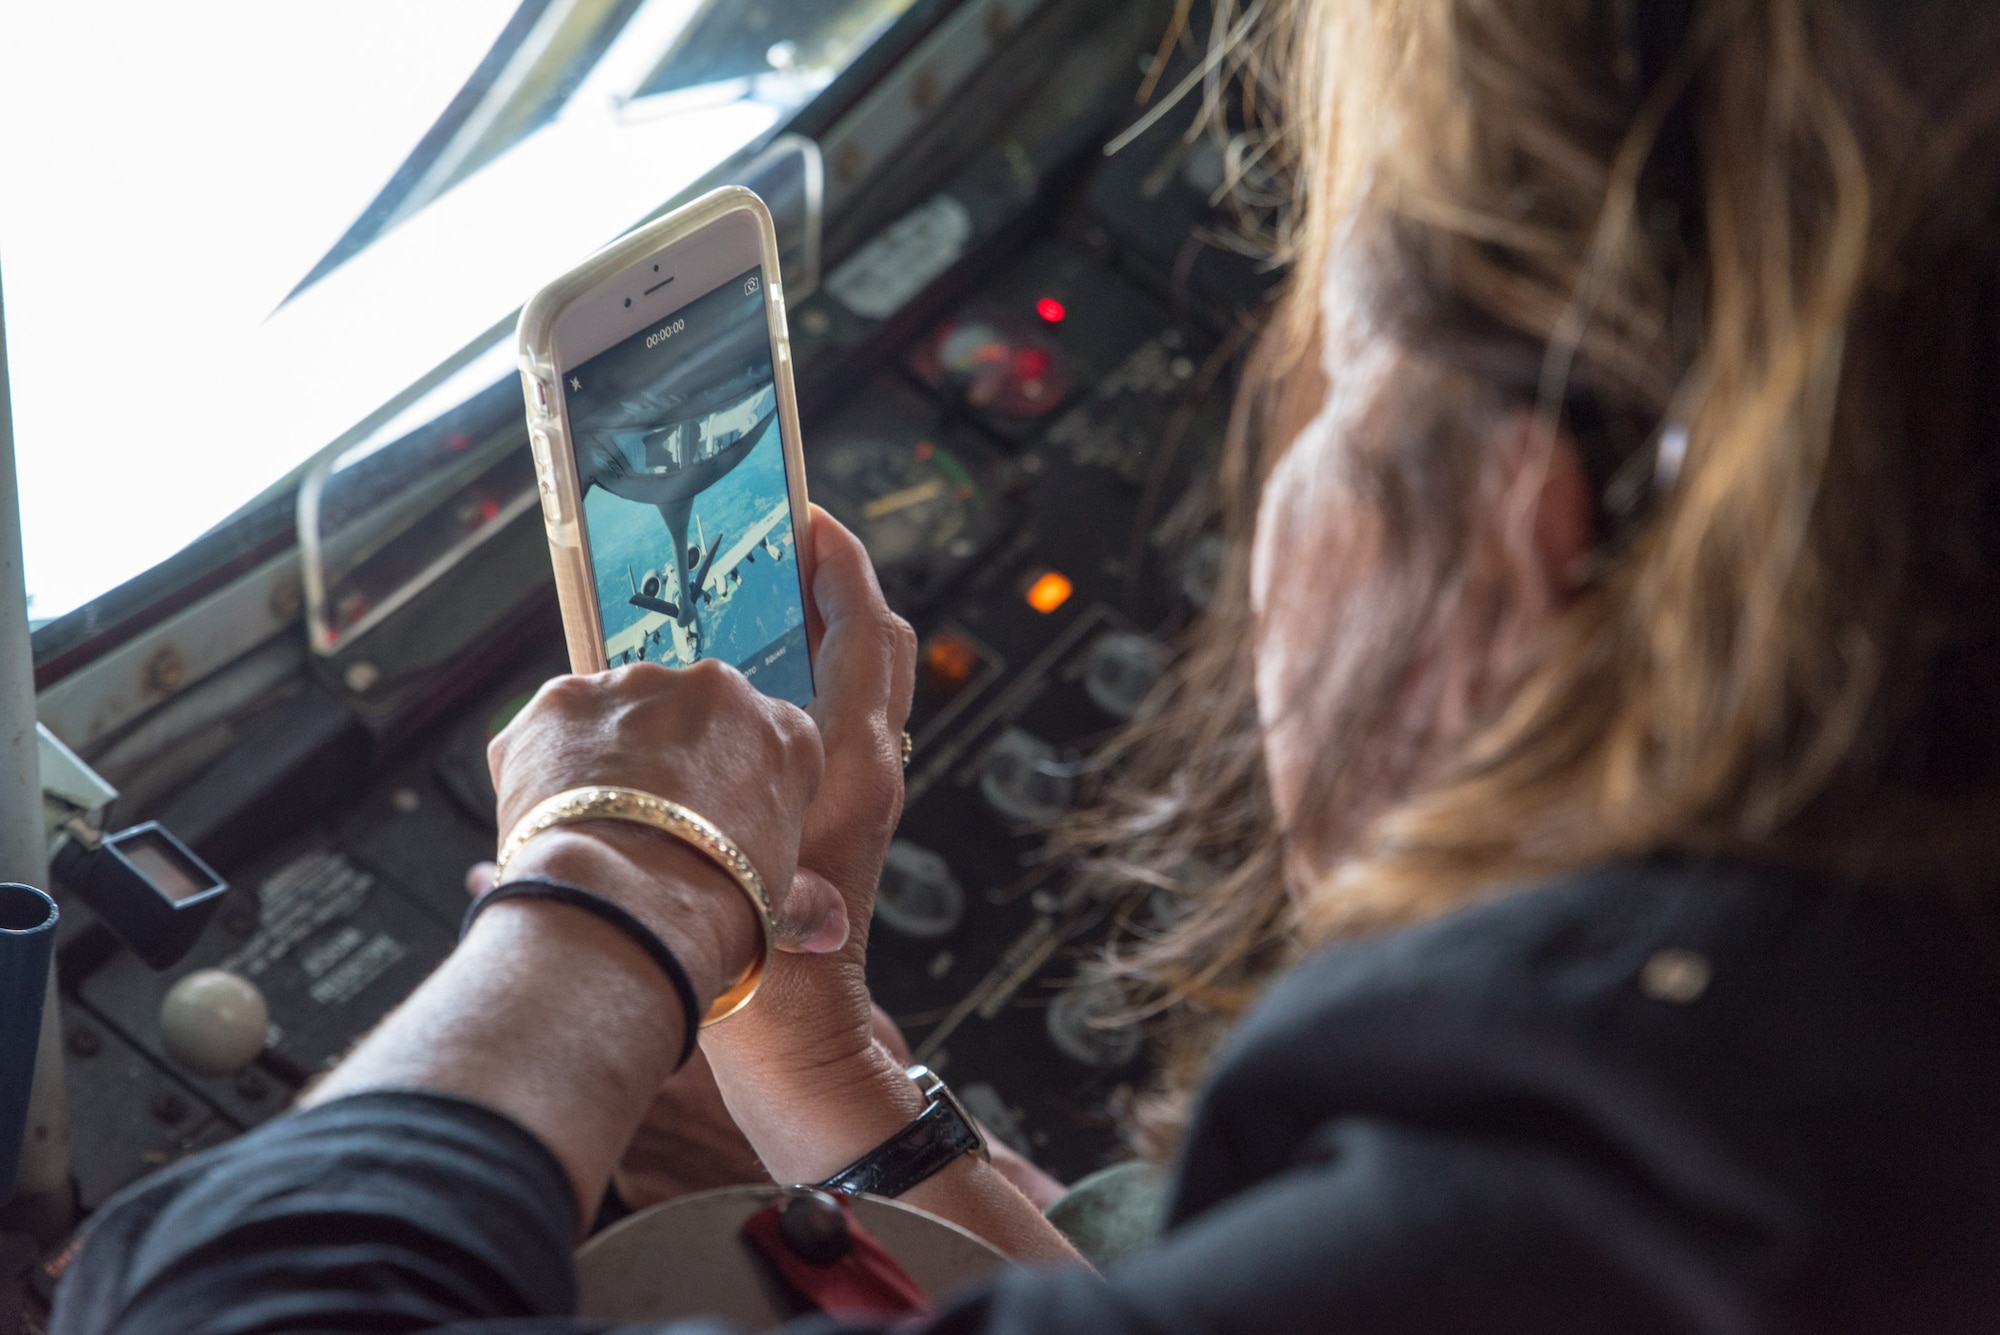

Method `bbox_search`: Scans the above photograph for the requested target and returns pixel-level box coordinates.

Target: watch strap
[815,1097,984,1199]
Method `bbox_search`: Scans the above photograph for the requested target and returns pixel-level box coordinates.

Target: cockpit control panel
[32,0,1276,1220]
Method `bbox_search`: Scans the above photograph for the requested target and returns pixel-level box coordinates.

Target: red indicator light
[925,634,979,683]
[914,440,935,461]
[1035,297,1066,324]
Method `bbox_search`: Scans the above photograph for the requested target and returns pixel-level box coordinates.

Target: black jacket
[54,859,2000,1333]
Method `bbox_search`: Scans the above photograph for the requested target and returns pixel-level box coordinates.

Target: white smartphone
[517,187,815,705]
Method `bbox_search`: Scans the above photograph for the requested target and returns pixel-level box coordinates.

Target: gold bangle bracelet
[494,785,774,1025]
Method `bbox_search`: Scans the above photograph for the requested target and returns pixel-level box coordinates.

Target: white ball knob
[159,969,269,1075]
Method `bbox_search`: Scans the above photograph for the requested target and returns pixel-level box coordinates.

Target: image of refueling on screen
[563,266,813,705]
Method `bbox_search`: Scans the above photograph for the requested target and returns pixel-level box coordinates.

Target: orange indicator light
[1035,296,1067,324]
[1025,570,1073,614]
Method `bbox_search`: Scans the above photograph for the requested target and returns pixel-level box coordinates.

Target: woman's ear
[1525,416,1595,597]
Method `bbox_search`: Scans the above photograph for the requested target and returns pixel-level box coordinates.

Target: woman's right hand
[698,509,925,1185]
[698,517,1082,1267]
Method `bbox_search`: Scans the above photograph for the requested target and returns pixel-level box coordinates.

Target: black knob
[978,728,1075,824]
[779,1190,852,1265]
[875,841,966,938]
[1180,532,1225,610]
[1082,633,1167,720]
[1046,982,1142,1069]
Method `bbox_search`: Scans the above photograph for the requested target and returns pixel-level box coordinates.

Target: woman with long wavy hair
[1078,0,2000,1161]
[57,2,2000,1331]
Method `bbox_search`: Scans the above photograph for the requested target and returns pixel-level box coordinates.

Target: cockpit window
[1,0,914,626]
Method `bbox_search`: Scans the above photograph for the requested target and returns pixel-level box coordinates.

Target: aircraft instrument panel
[27,0,1276,1236]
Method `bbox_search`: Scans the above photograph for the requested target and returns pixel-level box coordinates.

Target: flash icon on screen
[569,376,582,391]
[744,277,760,296]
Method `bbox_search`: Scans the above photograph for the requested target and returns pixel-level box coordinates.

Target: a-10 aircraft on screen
[604,500,791,666]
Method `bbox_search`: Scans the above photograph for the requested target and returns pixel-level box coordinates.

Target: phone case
[516,186,813,676]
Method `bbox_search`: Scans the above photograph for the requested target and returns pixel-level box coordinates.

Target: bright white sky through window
[0,2,519,620]
[0,0,789,624]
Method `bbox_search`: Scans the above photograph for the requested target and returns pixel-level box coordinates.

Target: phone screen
[561,265,813,705]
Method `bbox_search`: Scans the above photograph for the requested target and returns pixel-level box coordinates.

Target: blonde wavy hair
[1067,0,2000,1149]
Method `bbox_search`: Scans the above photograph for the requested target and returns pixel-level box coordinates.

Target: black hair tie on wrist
[460,878,701,1071]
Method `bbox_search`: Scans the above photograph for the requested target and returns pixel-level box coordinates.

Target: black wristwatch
[812,1065,988,1199]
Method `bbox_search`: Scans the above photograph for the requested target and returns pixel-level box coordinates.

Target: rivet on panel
[834,143,865,184]
[268,579,303,622]
[147,646,186,695]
